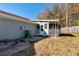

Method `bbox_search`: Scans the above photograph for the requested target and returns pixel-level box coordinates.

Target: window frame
[44,24,47,29]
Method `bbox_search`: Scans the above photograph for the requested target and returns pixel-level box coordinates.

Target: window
[41,25,43,31]
[44,24,47,29]
[20,26,23,30]
[53,24,55,29]
[37,24,40,29]
[49,24,58,29]
[49,24,53,29]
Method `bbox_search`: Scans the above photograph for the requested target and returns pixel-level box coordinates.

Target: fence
[61,26,79,33]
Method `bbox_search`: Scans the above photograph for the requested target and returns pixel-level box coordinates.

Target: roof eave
[0,11,37,25]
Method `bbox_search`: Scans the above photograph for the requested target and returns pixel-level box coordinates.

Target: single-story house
[0,11,60,40]
[0,11,37,40]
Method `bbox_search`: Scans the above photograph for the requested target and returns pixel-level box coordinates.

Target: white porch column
[48,22,49,35]
[55,22,57,38]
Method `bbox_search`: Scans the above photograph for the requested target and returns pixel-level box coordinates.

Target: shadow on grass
[58,33,75,37]
[12,44,36,56]
[29,35,49,43]
[28,36,49,56]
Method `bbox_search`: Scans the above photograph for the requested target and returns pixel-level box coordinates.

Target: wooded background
[37,3,79,28]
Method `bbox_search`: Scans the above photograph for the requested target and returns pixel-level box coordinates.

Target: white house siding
[0,19,2,39]
[0,18,37,40]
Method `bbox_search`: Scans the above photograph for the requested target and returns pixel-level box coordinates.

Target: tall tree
[37,3,79,27]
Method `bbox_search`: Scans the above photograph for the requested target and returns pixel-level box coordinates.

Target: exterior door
[40,22,48,35]
[40,24,45,35]
[36,22,48,36]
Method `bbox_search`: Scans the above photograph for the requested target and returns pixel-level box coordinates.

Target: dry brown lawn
[34,33,79,56]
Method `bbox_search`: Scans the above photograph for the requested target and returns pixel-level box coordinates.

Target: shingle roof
[0,10,37,25]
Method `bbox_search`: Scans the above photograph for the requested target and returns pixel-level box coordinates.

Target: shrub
[24,30,32,38]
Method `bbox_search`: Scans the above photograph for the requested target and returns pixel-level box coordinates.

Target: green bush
[24,30,32,38]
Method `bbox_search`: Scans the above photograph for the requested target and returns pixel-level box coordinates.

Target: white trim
[34,19,59,22]
[48,22,49,35]
[55,22,57,38]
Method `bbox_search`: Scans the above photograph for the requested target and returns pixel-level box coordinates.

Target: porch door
[40,24,45,35]
[49,23,57,35]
